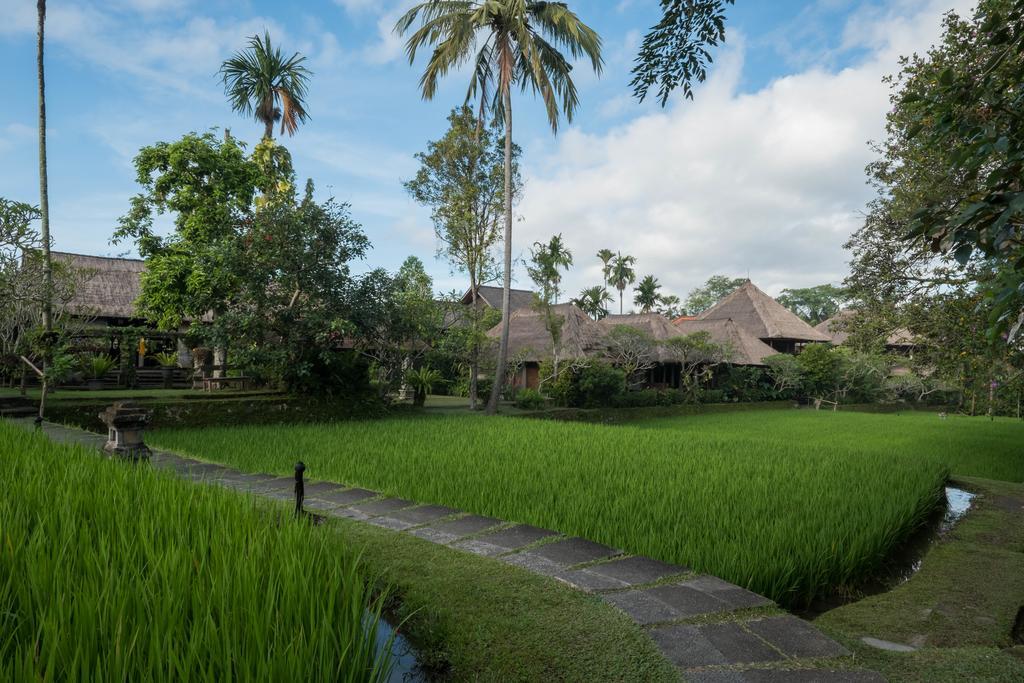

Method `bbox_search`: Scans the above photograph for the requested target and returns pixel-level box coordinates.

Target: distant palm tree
[573,285,613,320]
[397,1,603,415]
[597,248,614,287]
[545,233,573,303]
[220,32,311,139]
[633,274,662,313]
[610,252,636,315]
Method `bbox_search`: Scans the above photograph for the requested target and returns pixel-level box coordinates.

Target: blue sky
[0,0,973,304]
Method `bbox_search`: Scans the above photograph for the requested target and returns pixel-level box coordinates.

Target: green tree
[572,285,613,320]
[404,105,521,409]
[894,1,1024,341]
[609,252,636,314]
[604,325,656,389]
[631,0,735,106]
[683,275,744,315]
[527,237,571,378]
[657,293,683,319]
[220,32,312,139]
[776,284,847,325]
[633,274,662,313]
[597,248,615,287]
[113,132,261,331]
[396,0,603,415]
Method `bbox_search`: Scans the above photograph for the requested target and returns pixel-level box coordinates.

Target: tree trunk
[469,278,478,410]
[37,0,52,423]
[264,117,274,140]
[619,288,624,315]
[486,86,513,415]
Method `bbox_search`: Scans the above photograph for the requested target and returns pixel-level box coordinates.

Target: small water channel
[375,618,431,683]
[802,484,976,618]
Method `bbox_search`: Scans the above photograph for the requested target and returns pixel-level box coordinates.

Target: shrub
[82,354,116,379]
[575,361,627,408]
[516,388,546,410]
[153,351,178,368]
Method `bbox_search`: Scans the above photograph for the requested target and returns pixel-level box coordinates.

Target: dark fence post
[294,461,306,518]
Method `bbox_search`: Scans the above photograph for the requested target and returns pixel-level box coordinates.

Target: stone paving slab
[602,588,686,625]
[746,616,850,659]
[529,537,621,566]
[313,487,378,506]
[684,576,774,610]
[387,504,460,526]
[349,497,417,517]
[303,481,349,497]
[645,583,737,618]
[452,524,559,557]
[407,514,503,544]
[651,623,784,668]
[554,554,689,591]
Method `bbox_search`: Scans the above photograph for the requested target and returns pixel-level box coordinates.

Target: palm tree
[633,274,662,313]
[220,32,312,139]
[36,0,53,422]
[609,252,636,315]
[545,233,572,303]
[397,1,603,415]
[572,285,613,320]
[597,248,614,287]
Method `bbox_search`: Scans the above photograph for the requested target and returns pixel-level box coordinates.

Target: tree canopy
[682,275,744,315]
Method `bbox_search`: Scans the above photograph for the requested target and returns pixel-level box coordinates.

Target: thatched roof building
[53,251,145,322]
[461,285,537,312]
[485,303,602,363]
[815,310,915,349]
[598,313,694,363]
[675,318,780,366]
[697,280,830,350]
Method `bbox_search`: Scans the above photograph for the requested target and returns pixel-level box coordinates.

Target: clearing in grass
[144,409,1014,608]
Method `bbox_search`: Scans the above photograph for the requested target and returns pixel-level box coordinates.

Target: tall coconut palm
[544,233,572,304]
[633,274,662,313]
[572,285,613,320]
[397,1,603,415]
[610,252,636,315]
[597,248,614,287]
[220,32,311,139]
[36,0,53,422]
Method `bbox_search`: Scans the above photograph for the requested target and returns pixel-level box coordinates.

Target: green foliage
[0,422,392,681]
[396,1,603,133]
[603,325,657,388]
[515,387,545,410]
[897,1,1024,340]
[613,388,684,408]
[631,0,735,106]
[633,274,662,313]
[220,32,311,138]
[776,284,847,325]
[574,361,627,408]
[152,351,178,368]
[609,253,636,314]
[719,365,774,402]
[152,410,1011,607]
[82,354,115,380]
[572,285,614,320]
[682,275,745,315]
[796,343,843,398]
[406,366,443,407]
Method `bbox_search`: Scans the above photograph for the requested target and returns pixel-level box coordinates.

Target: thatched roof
[815,310,916,348]
[486,303,602,363]
[462,285,537,312]
[598,313,691,362]
[52,251,144,320]
[675,318,780,366]
[697,280,830,343]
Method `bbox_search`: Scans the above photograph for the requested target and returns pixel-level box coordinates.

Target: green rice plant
[142,410,1011,607]
[0,422,394,682]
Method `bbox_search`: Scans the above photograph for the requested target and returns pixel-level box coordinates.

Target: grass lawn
[0,422,391,681]
[144,409,1019,608]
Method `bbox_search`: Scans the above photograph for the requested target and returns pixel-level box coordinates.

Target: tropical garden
[2,0,1024,681]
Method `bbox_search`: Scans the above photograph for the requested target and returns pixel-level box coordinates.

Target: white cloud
[514,0,975,302]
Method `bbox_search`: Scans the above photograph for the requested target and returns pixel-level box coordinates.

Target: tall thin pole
[37,0,52,336]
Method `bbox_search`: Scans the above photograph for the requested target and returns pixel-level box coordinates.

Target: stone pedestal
[98,401,153,461]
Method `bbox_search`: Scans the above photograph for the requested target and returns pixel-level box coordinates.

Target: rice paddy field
[0,422,393,682]
[149,410,1022,608]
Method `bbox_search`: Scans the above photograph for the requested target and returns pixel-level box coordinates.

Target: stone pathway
[18,420,883,682]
